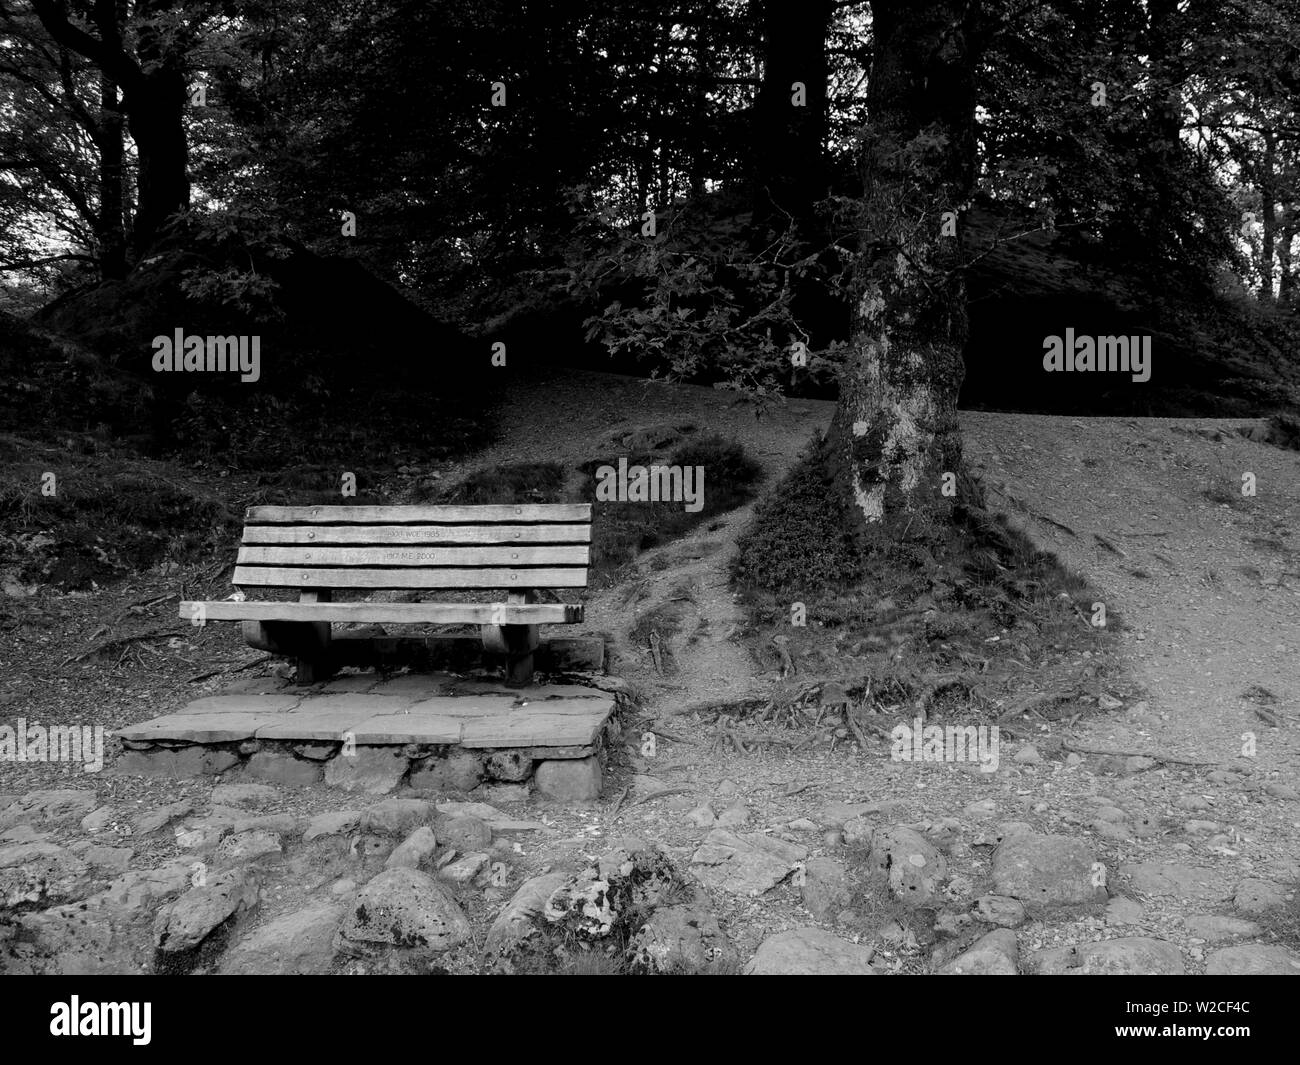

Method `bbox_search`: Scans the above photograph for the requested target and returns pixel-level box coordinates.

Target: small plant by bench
[181,503,590,685]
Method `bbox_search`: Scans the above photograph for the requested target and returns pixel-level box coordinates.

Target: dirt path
[963,412,1300,775]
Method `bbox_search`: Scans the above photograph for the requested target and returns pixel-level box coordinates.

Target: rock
[439,815,491,852]
[842,816,873,845]
[99,861,193,916]
[801,858,852,920]
[70,843,133,874]
[386,826,438,870]
[79,805,117,833]
[210,783,279,809]
[534,756,602,801]
[408,751,484,792]
[336,867,471,956]
[292,743,337,761]
[303,810,361,842]
[0,841,92,907]
[438,852,489,885]
[0,789,98,831]
[1205,944,1300,975]
[243,749,323,786]
[940,929,1019,974]
[359,798,431,837]
[115,747,238,778]
[993,833,1105,911]
[1030,937,1185,975]
[973,895,1026,928]
[133,799,196,835]
[324,747,408,794]
[1184,915,1261,944]
[332,879,356,895]
[716,800,750,828]
[154,867,260,953]
[744,928,876,975]
[479,783,530,805]
[864,826,948,906]
[1121,862,1224,902]
[1233,878,1290,914]
[1105,896,1144,926]
[218,902,341,975]
[629,903,740,973]
[690,830,807,895]
[821,802,876,827]
[215,829,282,862]
[230,812,298,837]
[485,750,533,782]
[482,872,570,972]
[685,805,716,828]
[1013,744,1043,765]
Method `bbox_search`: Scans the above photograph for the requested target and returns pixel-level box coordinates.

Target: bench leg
[505,648,535,687]
[240,591,335,684]
[481,592,539,688]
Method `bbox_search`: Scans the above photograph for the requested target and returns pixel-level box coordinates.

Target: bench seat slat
[235,545,590,568]
[241,524,592,546]
[246,504,591,524]
[232,565,589,589]
[181,601,583,625]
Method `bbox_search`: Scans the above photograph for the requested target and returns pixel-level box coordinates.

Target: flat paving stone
[461,713,605,748]
[317,674,381,693]
[184,695,301,714]
[447,681,609,700]
[116,713,273,744]
[350,715,462,744]
[257,711,374,741]
[284,694,417,714]
[372,674,459,695]
[119,678,615,756]
[405,696,519,717]
[511,696,615,716]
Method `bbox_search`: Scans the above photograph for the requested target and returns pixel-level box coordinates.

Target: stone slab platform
[116,671,616,753]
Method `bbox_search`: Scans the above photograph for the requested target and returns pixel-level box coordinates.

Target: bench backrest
[235,504,592,592]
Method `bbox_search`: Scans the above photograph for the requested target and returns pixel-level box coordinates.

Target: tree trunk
[124,72,189,253]
[93,0,126,279]
[826,0,980,546]
[1260,130,1277,300]
[32,0,189,256]
[1279,209,1297,304]
[751,0,833,242]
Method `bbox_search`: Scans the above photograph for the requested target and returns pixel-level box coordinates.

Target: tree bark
[1260,130,1277,300]
[751,0,833,242]
[92,0,126,279]
[32,0,190,255]
[827,0,980,546]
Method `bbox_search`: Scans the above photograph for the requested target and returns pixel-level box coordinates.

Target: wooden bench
[180,503,591,686]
